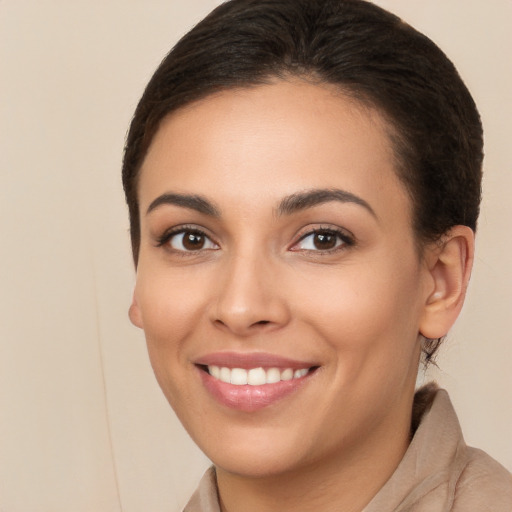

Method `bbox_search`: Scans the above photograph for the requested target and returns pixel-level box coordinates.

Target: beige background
[1,1,510,511]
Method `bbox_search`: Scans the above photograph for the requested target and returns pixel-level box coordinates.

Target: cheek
[133,267,212,390]
[137,267,207,339]
[134,269,209,418]
[295,255,424,368]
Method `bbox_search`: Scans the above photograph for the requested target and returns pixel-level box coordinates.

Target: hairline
[130,73,445,264]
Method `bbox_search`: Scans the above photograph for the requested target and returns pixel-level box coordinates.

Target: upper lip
[194,351,318,370]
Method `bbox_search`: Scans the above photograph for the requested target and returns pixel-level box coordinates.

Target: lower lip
[198,368,312,412]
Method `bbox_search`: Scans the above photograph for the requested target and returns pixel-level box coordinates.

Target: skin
[129,80,473,512]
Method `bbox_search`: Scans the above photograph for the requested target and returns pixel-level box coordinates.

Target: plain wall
[1,1,510,510]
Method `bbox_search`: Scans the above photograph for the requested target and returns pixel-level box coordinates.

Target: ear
[128,289,144,328]
[419,226,475,340]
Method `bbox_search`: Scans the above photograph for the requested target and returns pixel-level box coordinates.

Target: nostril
[254,320,270,326]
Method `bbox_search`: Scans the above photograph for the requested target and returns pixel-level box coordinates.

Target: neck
[216,394,414,512]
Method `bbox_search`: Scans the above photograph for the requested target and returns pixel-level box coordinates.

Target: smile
[195,352,319,411]
[207,366,310,386]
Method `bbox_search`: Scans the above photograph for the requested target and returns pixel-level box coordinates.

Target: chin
[210,446,307,479]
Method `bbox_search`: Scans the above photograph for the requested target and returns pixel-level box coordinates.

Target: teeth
[281,368,294,381]
[230,368,248,385]
[247,367,266,385]
[265,367,281,384]
[220,367,231,383]
[207,366,310,386]
[209,365,221,379]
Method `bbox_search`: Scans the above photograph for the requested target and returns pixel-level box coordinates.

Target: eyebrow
[277,188,376,218]
[146,193,220,217]
[145,188,375,219]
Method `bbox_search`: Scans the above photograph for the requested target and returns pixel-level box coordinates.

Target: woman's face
[131,80,435,478]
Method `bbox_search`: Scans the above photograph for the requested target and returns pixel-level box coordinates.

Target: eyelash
[291,227,355,254]
[155,225,355,254]
[156,225,218,252]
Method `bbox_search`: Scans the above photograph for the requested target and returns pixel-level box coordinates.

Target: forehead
[138,80,410,222]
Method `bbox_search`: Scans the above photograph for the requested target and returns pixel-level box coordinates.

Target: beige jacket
[184,385,512,511]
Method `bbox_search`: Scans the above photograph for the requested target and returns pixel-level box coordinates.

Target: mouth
[195,352,319,412]
[201,365,313,385]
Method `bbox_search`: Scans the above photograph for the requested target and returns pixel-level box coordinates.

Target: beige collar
[184,385,467,512]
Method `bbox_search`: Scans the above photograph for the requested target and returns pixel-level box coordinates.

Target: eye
[158,228,219,252]
[292,228,353,252]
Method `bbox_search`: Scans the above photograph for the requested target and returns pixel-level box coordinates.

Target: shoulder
[451,446,512,510]
[367,385,512,512]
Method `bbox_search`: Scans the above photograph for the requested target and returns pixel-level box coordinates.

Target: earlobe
[129,291,144,328]
[419,226,475,340]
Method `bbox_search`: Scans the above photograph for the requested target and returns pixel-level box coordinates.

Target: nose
[210,250,291,337]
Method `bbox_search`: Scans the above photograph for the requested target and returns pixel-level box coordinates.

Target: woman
[122,0,512,510]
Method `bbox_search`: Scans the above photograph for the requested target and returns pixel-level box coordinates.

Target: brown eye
[182,231,205,250]
[166,229,218,252]
[293,229,352,252]
[312,232,337,250]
